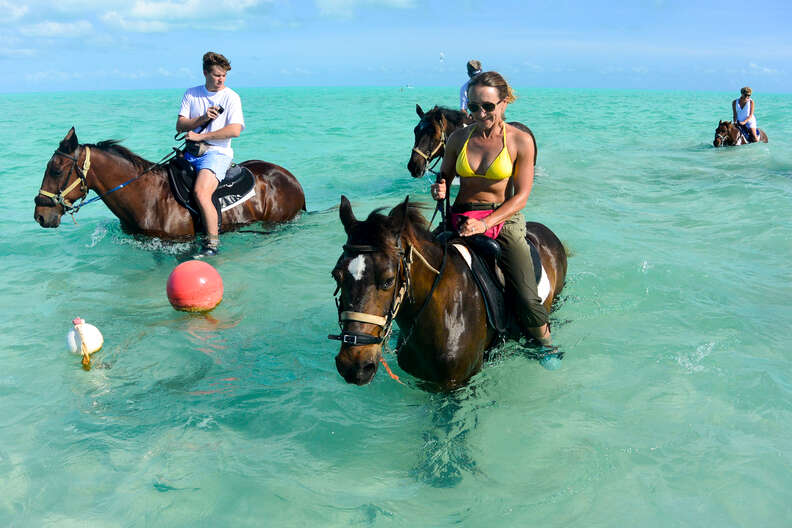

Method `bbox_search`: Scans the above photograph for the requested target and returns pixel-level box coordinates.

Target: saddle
[167,155,256,230]
[436,232,544,338]
[736,124,757,143]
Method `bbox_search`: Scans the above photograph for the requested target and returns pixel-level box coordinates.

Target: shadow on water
[408,383,493,488]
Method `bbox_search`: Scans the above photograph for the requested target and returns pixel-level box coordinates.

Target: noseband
[328,214,448,353]
[412,125,446,175]
[38,147,91,212]
[412,130,446,162]
[328,240,414,347]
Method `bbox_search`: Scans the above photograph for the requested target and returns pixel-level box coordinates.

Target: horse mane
[425,106,467,128]
[88,140,156,171]
[352,202,434,258]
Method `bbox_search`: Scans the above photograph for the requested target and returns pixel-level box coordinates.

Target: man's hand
[205,105,221,121]
[186,131,205,142]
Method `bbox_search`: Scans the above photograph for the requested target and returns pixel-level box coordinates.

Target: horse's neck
[400,236,469,323]
[87,149,164,221]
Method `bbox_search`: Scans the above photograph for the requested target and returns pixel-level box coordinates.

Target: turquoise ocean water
[1,87,791,526]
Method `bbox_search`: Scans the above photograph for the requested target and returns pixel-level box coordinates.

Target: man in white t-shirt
[176,51,245,256]
[459,59,482,112]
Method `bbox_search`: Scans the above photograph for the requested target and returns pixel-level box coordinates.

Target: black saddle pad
[167,157,256,229]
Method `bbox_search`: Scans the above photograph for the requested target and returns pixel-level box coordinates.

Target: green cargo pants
[496,212,549,328]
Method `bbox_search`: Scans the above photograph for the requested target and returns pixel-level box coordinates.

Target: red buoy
[166,260,224,312]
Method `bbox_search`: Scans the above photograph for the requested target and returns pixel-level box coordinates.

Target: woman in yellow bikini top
[431,70,536,240]
[430,71,554,351]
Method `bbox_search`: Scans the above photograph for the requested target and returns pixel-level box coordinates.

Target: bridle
[412,121,447,176]
[328,240,414,347]
[37,143,177,220]
[329,202,447,350]
[38,147,91,213]
[715,124,744,146]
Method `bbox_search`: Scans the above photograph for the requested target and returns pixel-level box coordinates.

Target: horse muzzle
[407,156,426,178]
[34,206,62,228]
[335,347,380,385]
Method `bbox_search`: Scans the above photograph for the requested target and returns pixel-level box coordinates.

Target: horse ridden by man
[34,128,305,240]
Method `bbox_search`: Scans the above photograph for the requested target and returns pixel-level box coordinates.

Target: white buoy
[66,317,103,369]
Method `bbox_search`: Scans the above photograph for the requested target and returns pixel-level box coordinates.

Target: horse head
[407,105,450,178]
[713,120,739,147]
[331,195,425,385]
[34,128,90,227]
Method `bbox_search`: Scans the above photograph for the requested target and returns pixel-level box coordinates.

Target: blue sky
[3,0,791,93]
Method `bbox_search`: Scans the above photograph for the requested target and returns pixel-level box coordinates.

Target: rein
[38,145,178,220]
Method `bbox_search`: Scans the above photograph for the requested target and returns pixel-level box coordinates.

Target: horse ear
[416,104,424,118]
[60,127,78,153]
[339,195,357,234]
[389,195,411,234]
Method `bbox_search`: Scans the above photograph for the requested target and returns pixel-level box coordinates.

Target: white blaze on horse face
[348,255,366,281]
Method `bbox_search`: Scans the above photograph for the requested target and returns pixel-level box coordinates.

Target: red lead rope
[379,357,405,385]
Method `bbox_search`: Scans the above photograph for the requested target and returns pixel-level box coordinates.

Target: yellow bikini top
[455,124,513,180]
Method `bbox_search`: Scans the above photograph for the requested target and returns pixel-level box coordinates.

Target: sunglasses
[467,100,501,113]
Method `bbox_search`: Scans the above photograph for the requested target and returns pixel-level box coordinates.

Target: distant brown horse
[331,196,567,391]
[407,105,538,178]
[713,120,768,147]
[34,128,306,238]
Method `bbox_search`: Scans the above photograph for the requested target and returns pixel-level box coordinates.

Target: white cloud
[102,11,169,32]
[316,0,414,17]
[129,0,261,18]
[25,70,85,82]
[19,20,93,37]
[748,62,780,75]
[0,48,36,58]
[157,66,192,77]
[99,0,266,32]
[280,67,314,76]
[0,1,28,22]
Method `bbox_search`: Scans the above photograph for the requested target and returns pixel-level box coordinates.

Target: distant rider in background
[459,59,482,113]
[732,86,759,143]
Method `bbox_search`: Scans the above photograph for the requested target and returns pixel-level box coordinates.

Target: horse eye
[380,278,395,290]
[331,268,343,283]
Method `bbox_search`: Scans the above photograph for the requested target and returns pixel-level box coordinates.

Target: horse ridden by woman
[330,196,566,391]
[34,128,305,239]
[713,120,768,147]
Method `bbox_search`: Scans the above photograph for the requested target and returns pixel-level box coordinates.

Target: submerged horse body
[331,196,566,391]
[34,128,305,239]
[713,120,768,147]
[407,104,537,178]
